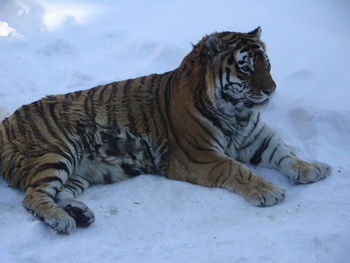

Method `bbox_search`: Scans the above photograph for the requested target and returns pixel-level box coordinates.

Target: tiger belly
[78,129,160,184]
[75,158,134,185]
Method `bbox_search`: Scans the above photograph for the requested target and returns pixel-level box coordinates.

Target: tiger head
[202,27,276,114]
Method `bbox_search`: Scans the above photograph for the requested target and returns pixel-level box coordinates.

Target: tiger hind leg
[55,175,95,227]
[23,164,76,233]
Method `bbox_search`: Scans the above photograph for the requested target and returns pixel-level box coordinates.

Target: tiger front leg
[211,159,285,207]
[238,124,332,184]
[170,157,285,207]
[275,157,332,185]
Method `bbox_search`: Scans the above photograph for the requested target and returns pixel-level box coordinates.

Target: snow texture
[0,0,350,262]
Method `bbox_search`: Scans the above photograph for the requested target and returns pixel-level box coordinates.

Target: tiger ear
[248,26,262,39]
[205,35,223,56]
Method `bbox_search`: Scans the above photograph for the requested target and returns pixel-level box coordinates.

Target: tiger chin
[0,27,331,234]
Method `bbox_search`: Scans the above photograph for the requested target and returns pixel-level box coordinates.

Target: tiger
[0,27,332,234]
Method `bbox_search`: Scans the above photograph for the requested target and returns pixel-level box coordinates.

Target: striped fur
[0,27,331,233]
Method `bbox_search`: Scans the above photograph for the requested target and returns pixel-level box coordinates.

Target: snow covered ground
[0,0,350,262]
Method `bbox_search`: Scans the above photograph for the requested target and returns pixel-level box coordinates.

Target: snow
[0,0,350,262]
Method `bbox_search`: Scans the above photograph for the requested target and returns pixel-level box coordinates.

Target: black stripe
[9,119,18,140]
[218,65,224,89]
[2,118,12,140]
[148,75,159,137]
[225,67,231,83]
[14,109,27,138]
[89,87,100,120]
[208,159,231,186]
[32,101,75,165]
[221,90,240,104]
[165,72,215,164]
[124,79,136,131]
[240,113,260,147]
[98,84,110,102]
[35,162,70,175]
[163,73,174,127]
[185,134,218,153]
[194,131,222,152]
[269,144,280,163]
[240,47,249,53]
[277,155,292,167]
[227,55,234,65]
[140,76,146,85]
[155,75,169,136]
[121,163,141,177]
[47,95,57,101]
[296,169,301,182]
[84,88,96,121]
[247,171,253,181]
[41,145,74,167]
[142,141,157,173]
[184,108,224,150]
[79,176,91,186]
[250,135,274,165]
[214,161,232,187]
[149,74,156,88]
[2,156,18,177]
[70,180,85,193]
[218,31,231,38]
[141,108,150,135]
[74,90,83,99]
[31,176,64,187]
[35,189,55,200]
[47,102,80,160]
[22,104,51,145]
[163,73,215,165]
[107,84,118,125]
[248,44,261,50]
[102,172,114,184]
[314,166,322,174]
[227,37,240,45]
[63,183,78,194]
[151,114,160,139]
[193,75,235,137]
[215,171,230,186]
[70,178,85,188]
[236,166,245,184]
[239,126,264,151]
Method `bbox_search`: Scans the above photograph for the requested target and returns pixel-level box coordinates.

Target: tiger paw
[291,161,332,184]
[63,201,95,227]
[240,177,285,207]
[43,209,77,234]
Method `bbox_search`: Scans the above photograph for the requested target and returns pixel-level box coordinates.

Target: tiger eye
[242,65,250,72]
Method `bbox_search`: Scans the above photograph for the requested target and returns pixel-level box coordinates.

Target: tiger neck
[174,45,261,135]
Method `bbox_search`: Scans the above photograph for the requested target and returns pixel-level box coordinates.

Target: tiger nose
[262,82,276,95]
[262,88,273,95]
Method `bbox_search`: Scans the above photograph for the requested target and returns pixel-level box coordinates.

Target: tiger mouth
[244,97,270,108]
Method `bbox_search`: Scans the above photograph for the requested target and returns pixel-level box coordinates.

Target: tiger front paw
[290,161,332,184]
[240,177,285,207]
